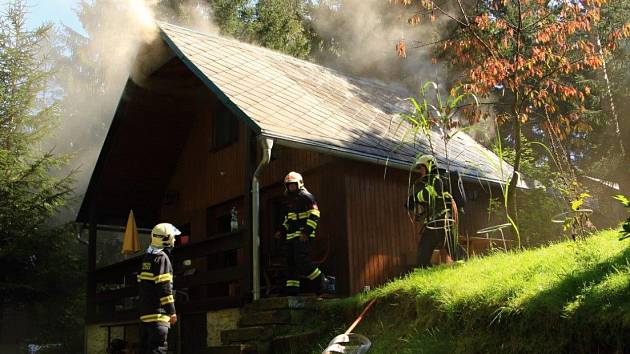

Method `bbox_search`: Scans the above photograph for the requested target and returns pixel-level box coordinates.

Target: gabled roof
[158,22,519,185]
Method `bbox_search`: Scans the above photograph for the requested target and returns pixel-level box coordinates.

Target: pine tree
[0,1,82,352]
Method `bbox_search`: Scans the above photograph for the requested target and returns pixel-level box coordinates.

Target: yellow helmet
[284,171,304,190]
[151,223,181,248]
[415,154,436,171]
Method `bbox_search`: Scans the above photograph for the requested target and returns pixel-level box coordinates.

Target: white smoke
[46,0,217,221]
[309,0,449,90]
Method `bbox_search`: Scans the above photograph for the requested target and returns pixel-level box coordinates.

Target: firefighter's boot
[316,274,332,295]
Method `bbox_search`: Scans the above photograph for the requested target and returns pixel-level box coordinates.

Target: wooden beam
[88,211,97,272]
[173,231,244,260]
[87,206,98,321]
[175,266,245,289]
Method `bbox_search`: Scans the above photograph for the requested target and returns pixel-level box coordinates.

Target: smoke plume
[47,0,216,222]
[309,0,449,91]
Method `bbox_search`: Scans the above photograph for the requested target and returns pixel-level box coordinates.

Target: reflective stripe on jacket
[137,251,175,323]
[281,189,320,240]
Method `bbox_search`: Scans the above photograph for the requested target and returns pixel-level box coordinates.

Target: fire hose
[322,298,377,354]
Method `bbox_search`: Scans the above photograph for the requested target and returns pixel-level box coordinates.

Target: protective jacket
[280,189,320,240]
[407,171,453,222]
[137,250,175,324]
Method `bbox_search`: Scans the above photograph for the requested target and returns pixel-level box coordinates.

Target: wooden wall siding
[344,163,417,294]
[160,121,333,241]
[160,92,246,241]
[90,83,200,227]
[343,166,507,293]
[259,146,335,189]
[317,162,350,295]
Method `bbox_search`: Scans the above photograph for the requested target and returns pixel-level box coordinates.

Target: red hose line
[344,298,377,335]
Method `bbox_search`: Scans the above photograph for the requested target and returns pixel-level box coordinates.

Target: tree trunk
[596,34,627,158]
[507,95,522,247]
[507,118,521,220]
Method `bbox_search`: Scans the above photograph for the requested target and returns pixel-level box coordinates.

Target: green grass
[311,229,630,353]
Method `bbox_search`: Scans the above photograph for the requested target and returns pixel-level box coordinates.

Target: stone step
[272,330,320,354]
[239,310,291,327]
[206,344,258,354]
[221,326,273,345]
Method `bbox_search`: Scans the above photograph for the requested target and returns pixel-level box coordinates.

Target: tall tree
[0,0,82,352]
[586,0,630,194]
[254,0,311,58]
[211,0,256,39]
[396,0,629,218]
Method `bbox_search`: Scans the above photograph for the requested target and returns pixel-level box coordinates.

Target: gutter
[267,134,528,188]
[251,137,274,301]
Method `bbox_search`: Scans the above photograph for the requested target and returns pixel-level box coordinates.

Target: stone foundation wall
[85,324,108,354]
[206,308,241,347]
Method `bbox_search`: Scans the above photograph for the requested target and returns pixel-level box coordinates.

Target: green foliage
[211,0,256,39]
[212,0,311,58]
[0,1,82,351]
[254,0,310,58]
[397,82,482,249]
[313,230,630,353]
[399,83,478,152]
[614,193,630,240]
[571,192,592,211]
[492,140,564,245]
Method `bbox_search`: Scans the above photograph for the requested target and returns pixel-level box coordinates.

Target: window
[206,199,242,237]
[211,102,239,149]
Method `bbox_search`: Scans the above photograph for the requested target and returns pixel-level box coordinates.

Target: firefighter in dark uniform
[276,171,329,295]
[406,155,458,267]
[137,223,180,354]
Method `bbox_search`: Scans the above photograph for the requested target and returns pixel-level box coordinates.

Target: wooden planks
[160,92,247,240]
[344,163,416,294]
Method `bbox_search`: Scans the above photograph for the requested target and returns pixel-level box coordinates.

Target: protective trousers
[417,227,448,268]
[140,322,169,354]
[417,225,462,267]
[285,237,322,294]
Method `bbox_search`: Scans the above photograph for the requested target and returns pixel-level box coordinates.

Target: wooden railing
[87,230,249,324]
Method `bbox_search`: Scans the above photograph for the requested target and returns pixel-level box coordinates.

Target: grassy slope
[313,229,630,354]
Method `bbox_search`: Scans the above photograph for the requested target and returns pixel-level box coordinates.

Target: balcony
[87,230,249,324]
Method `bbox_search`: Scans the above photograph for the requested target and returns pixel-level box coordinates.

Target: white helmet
[151,223,181,248]
[284,171,304,190]
[415,154,436,171]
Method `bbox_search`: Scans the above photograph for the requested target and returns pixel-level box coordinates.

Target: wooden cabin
[76,22,520,353]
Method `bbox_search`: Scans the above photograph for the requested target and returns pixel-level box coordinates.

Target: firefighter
[137,223,180,354]
[406,155,458,267]
[276,171,329,295]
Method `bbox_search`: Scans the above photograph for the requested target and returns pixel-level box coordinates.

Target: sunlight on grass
[316,229,630,354]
